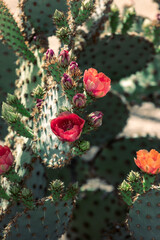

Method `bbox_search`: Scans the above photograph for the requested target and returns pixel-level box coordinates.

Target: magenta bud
[46,49,54,61]
[72,93,86,108]
[61,73,74,89]
[157,13,160,22]
[33,36,37,41]
[69,61,79,74]
[36,99,43,107]
[87,111,103,128]
[59,50,70,67]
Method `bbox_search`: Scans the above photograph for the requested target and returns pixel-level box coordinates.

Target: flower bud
[68,61,79,74]
[10,184,21,200]
[21,188,32,198]
[32,85,46,99]
[46,49,54,61]
[59,50,70,67]
[56,27,70,44]
[127,171,140,182]
[53,9,65,25]
[119,180,132,192]
[72,93,86,108]
[87,111,103,128]
[61,73,74,89]
[0,145,14,175]
[79,140,90,152]
[36,99,43,108]
[157,13,160,22]
[49,179,64,193]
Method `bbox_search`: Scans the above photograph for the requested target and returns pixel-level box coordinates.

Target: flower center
[61,120,73,131]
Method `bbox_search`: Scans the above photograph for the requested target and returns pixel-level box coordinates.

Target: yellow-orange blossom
[134,149,160,174]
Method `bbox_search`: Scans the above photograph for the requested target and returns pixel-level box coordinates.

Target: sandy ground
[2,0,160,139]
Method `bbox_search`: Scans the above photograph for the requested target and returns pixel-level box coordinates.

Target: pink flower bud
[59,50,70,67]
[36,99,43,107]
[61,73,74,89]
[87,111,103,128]
[0,145,14,174]
[72,93,86,108]
[157,13,160,22]
[46,49,55,61]
[69,61,79,74]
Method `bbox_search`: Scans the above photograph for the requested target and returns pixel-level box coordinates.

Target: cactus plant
[0,0,160,239]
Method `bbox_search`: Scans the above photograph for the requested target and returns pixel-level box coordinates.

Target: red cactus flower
[50,112,85,142]
[0,145,14,174]
[134,149,160,174]
[83,68,111,98]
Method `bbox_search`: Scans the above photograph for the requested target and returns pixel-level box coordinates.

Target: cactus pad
[67,189,127,240]
[92,137,160,186]
[3,196,74,240]
[77,34,155,81]
[0,203,24,238]
[46,165,72,191]
[85,92,129,145]
[113,54,160,105]
[128,187,160,240]
[20,0,67,36]
[0,0,35,62]
[34,85,72,168]
[103,223,132,240]
[15,48,45,111]
[13,138,47,199]
[0,41,17,139]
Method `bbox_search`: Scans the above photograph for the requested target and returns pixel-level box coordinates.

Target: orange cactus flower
[134,149,160,174]
[83,68,111,98]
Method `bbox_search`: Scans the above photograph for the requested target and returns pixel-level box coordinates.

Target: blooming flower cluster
[135,149,160,174]
[50,70,111,141]
[46,49,111,143]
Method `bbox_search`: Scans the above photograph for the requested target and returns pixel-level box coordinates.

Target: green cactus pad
[102,223,132,240]
[34,85,72,168]
[112,54,160,105]
[74,157,91,185]
[15,48,45,111]
[46,165,72,192]
[128,187,160,240]
[76,34,155,81]
[0,0,35,62]
[19,0,67,36]
[3,197,74,240]
[85,0,112,36]
[85,92,129,145]
[0,203,24,238]
[0,41,17,139]
[67,189,127,240]
[92,137,160,186]
[14,138,47,199]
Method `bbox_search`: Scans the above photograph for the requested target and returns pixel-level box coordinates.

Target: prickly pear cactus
[128,187,160,240]
[0,0,160,239]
